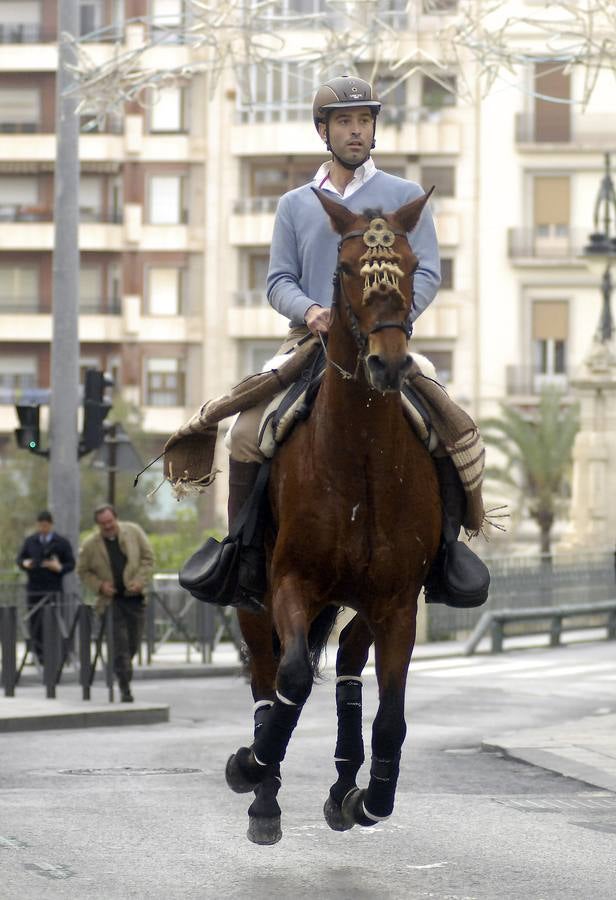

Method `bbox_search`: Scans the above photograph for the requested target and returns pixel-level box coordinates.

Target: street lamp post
[561,150,616,552]
[583,152,616,343]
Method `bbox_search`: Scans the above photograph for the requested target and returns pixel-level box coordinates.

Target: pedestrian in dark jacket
[16,511,75,664]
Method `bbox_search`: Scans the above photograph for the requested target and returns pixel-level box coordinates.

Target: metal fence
[427,552,616,641]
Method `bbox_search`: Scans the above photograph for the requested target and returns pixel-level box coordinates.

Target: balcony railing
[79,298,123,315]
[0,122,42,134]
[0,24,55,43]
[0,205,52,222]
[508,228,588,260]
[233,290,269,308]
[515,112,616,146]
[233,197,278,215]
[506,366,568,396]
[0,207,123,224]
[0,299,41,313]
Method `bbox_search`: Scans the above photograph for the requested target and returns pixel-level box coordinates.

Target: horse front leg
[226,576,314,841]
[224,609,282,845]
[324,613,372,832]
[342,601,417,828]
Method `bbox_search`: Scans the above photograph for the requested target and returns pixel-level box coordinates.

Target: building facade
[0,1,613,533]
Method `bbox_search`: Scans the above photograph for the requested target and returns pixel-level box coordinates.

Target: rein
[322,222,412,381]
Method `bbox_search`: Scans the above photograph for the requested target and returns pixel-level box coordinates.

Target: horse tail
[308,605,339,678]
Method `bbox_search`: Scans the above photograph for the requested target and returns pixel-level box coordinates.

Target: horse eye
[340,262,353,275]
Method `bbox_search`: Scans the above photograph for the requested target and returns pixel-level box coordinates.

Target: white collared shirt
[313,157,378,199]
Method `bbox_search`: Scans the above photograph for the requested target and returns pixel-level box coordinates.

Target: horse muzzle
[365,350,413,393]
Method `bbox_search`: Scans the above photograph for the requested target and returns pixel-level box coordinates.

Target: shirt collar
[313,157,376,194]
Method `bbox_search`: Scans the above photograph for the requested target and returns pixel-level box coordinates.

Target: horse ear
[392,186,435,234]
[311,187,356,235]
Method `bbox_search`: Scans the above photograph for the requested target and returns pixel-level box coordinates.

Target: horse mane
[361,207,384,220]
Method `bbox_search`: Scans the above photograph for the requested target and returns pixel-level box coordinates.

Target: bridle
[322,220,413,381]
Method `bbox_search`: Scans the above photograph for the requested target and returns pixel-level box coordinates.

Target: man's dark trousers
[111,596,145,690]
[27,592,56,665]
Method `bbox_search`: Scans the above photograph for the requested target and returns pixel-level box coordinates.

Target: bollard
[42,603,59,699]
[79,605,92,700]
[105,604,114,703]
[146,597,156,665]
[0,606,18,697]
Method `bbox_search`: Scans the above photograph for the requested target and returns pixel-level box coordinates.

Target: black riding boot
[228,459,267,612]
[424,456,489,608]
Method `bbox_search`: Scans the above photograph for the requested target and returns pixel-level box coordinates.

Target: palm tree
[482,388,579,555]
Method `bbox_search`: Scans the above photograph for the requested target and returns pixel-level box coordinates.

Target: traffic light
[15,404,42,453]
[80,369,113,456]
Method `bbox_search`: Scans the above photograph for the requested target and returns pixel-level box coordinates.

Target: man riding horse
[226,74,484,609]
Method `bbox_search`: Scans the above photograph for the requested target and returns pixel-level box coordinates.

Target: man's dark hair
[94,504,117,522]
[37,511,53,523]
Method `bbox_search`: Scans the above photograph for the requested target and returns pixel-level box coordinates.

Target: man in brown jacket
[78,505,154,701]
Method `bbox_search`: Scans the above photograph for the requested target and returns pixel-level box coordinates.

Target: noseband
[325,217,412,380]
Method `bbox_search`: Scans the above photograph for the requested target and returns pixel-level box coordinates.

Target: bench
[464,601,616,655]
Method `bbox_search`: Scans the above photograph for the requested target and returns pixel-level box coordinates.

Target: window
[145,357,185,406]
[79,1,103,36]
[421,74,457,110]
[248,253,269,290]
[0,176,39,220]
[0,87,40,132]
[534,63,570,142]
[533,176,570,239]
[148,86,188,133]
[422,0,458,11]
[440,257,454,290]
[148,175,186,224]
[146,267,183,315]
[238,61,319,123]
[0,355,37,402]
[250,160,317,199]
[420,165,455,198]
[0,266,39,311]
[423,350,453,384]
[79,267,102,312]
[239,340,282,378]
[532,301,568,377]
[80,175,103,222]
[0,1,41,42]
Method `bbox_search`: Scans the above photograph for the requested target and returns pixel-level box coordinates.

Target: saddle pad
[256,352,439,457]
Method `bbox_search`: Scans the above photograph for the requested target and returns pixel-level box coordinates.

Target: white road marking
[510,662,616,679]
[406,861,449,869]
[418,659,556,678]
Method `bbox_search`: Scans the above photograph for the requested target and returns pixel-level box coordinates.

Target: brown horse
[225,188,442,844]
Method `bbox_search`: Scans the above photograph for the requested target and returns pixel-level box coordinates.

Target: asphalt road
[1,639,615,900]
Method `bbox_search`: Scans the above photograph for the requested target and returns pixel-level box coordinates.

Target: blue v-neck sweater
[266,171,441,327]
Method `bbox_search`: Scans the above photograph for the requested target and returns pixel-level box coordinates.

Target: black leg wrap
[364,752,402,820]
[334,679,364,764]
[252,698,303,766]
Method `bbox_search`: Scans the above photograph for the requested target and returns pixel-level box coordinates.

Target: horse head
[312,186,433,393]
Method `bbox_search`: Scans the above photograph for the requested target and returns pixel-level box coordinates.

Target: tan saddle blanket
[163,335,486,534]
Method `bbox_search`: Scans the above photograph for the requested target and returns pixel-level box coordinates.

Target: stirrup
[424,539,490,609]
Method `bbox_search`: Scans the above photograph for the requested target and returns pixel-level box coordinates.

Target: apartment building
[0,1,613,532]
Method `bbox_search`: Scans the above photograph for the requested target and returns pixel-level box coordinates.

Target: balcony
[0,24,55,43]
[231,110,461,156]
[506,366,569,397]
[508,228,587,263]
[515,113,616,150]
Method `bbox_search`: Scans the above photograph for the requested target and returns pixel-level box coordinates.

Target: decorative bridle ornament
[323,216,413,382]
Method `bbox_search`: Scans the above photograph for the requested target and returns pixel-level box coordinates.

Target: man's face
[319,106,375,166]
[36,520,52,537]
[96,509,119,539]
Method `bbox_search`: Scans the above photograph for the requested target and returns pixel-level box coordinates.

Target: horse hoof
[341,787,378,828]
[247,815,282,845]
[323,794,354,832]
[225,747,262,794]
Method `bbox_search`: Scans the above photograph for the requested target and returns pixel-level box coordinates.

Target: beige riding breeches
[228,325,311,463]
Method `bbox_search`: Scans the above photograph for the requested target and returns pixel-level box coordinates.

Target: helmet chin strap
[325,116,377,172]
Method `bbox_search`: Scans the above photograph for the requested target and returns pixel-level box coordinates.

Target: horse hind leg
[342,612,415,829]
[324,614,372,832]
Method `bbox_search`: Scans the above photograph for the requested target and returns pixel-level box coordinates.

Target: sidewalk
[483,713,616,794]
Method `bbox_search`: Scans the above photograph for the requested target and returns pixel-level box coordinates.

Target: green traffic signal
[28,440,37,449]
